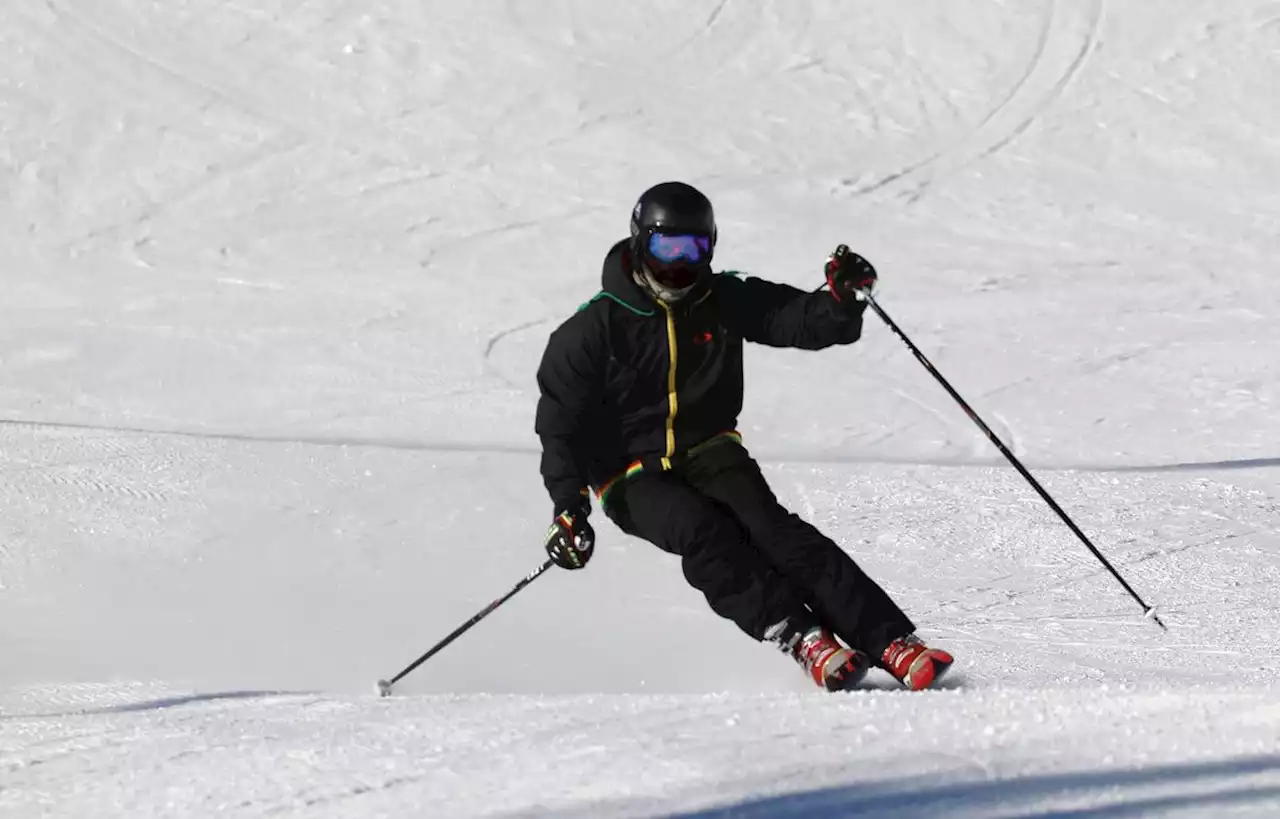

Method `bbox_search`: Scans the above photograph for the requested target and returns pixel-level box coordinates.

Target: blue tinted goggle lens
[647,232,712,264]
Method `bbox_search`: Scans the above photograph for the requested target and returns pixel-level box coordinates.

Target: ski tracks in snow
[481,317,551,390]
[822,0,1110,464]
[0,424,187,506]
[839,0,1107,202]
[17,0,305,262]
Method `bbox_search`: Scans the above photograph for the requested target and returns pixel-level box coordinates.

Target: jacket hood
[600,240,649,305]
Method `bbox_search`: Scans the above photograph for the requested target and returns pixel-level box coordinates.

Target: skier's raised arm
[717,247,879,350]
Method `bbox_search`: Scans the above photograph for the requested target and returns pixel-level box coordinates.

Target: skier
[535,181,953,691]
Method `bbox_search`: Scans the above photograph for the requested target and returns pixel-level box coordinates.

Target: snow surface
[2,0,1279,816]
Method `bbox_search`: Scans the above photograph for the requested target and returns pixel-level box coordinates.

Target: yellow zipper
[660,303,679,468]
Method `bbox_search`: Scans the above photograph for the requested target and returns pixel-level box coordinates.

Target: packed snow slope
[3,1,1280,816]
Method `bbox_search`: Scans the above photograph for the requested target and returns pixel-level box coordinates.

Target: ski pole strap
[594,431,743,507]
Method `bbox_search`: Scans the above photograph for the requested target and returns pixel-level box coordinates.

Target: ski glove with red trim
[545,501,595,570]
[825,244,877,311]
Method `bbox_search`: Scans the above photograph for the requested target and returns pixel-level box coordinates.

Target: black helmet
[630,181,717,246]
[629,182,717,302]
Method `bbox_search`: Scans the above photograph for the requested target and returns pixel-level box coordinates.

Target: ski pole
[376,559,555,696]
[859,289,1166,630]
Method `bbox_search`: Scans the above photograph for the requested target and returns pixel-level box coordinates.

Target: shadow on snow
[664,754,1280,819]
[1,690,310,720]
[5,418,1279,473]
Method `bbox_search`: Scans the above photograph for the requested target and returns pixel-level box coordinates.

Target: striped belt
[594,431,742,507]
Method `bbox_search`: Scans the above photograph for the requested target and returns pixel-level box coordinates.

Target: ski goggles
[645,232,713,266]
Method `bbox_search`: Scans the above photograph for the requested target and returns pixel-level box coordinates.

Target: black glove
[544,502,595,570]
[825,244,877,310]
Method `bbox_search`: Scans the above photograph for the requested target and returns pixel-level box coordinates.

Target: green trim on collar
[577,290,656,316]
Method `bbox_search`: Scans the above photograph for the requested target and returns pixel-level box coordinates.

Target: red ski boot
[769,618,869,691]
[881,634,954,690]
[796,627,870,691]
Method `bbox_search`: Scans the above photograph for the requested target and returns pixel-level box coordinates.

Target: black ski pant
[605,441,913,660]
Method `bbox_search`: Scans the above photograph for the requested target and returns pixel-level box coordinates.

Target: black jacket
[535,239,864,513]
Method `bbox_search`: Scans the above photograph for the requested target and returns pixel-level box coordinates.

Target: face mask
[635,266,697,303]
